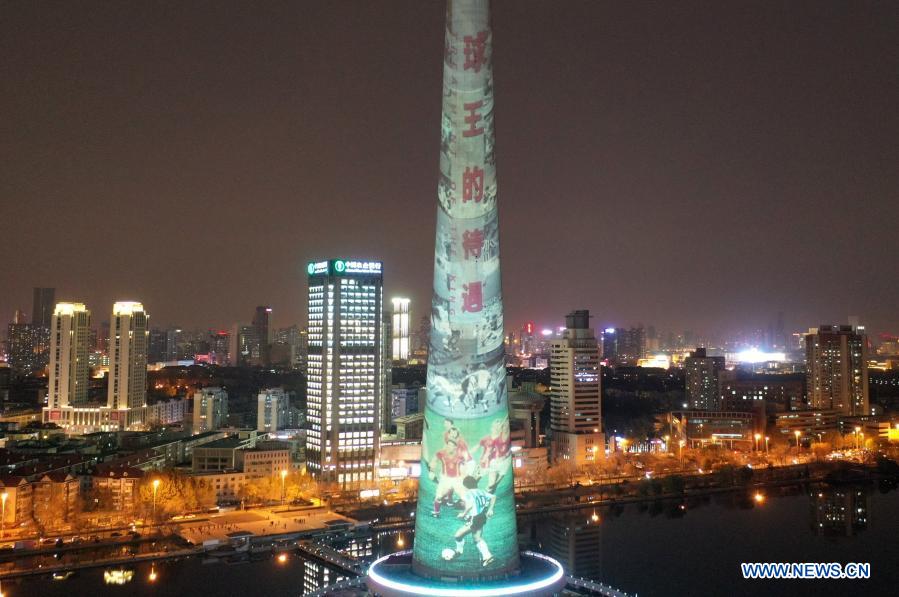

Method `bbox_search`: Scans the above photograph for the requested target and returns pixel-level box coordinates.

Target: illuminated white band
[367,551,565,597]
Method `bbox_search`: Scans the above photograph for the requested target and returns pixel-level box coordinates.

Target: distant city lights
[731,348,786,363]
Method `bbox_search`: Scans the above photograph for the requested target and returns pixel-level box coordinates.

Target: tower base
[366,550,565,597]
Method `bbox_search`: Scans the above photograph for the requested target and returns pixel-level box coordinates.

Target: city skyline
[2,1,897,336]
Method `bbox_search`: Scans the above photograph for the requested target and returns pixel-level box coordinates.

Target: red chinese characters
[463,101,484,137]
[463,31,488,73]
[462,229,485,260]
[461,282,484,313]
[462,167,484,203]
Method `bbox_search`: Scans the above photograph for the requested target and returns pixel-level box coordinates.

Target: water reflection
[810,485,868,537]
[8,481,895,597]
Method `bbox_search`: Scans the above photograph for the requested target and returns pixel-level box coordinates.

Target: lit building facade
[257,387,289,433]
[193,387,229,433]
[107,302,149,412]
[805,325,870,416]
[685,347,725,410]
[6,316,50,375]
[47,302,91,409]
[305,259,383,486]
[391,297,410,361]
[366,3,565,594]
[550,310,604,465]
[602,326,646,366]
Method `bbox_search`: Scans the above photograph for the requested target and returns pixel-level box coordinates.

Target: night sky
[2,1,897,338]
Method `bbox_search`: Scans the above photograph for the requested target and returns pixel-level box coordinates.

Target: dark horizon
[2,1,897,338]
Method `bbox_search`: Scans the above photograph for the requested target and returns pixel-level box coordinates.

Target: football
[441,548,456,561]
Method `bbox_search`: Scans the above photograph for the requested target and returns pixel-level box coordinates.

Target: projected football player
[443,418,475,476]
[446,475,496,567]
[460,366,492,414]
[478,418,511,494]
[429,439,467,517]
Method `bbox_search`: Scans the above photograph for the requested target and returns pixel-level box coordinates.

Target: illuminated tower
[47,303,91,409]
[391,298,411,362]
[305,259,383,487]
[367,2,564,594]
[407,0,520,579]
[107,302,149,413]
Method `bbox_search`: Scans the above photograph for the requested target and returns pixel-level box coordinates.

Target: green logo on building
[334,260,346,273]
[307,262,316,275]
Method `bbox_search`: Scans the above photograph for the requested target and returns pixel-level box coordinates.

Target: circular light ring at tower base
[366,550,566,597]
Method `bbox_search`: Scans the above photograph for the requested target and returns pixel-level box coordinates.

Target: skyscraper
[391,297,411,361]
[253,306,272,366]
[305,259,383,486]
[107,302,149,413]
[805,324,870,416]
[32,288,56,328]
[550,310,603,465]
[257,387,289,433]
[602,326,646,366]
[47,302,91,409]
[685,347,725,410]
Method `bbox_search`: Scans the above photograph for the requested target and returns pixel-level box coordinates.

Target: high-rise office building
[148,328,167,363]
[305,259,383,486]
[805,325,870,416]
[192,387,229,433]
[381,315,392,434]
[391,298,410,362]
[550,310,603,465]
[6,315,49,375]
[602,326,646,366]
[230,324,254,366]
[257,387,289,433]
[107,302,149,412]
[47,302,91,409]
[210,330,231,365]
[165,327,182,361]
[685,347,725,410]
[32,288,56,328]
[253,306,272,366]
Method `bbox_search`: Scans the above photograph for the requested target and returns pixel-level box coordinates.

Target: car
[110,532,122,538]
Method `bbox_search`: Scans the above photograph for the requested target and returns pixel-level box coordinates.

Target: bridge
[567,575,637,596]
[296,541,365,576]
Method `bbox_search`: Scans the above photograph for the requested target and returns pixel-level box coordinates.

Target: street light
[678,439,685,468]
[280,469,288,505]
[1,492,7,539]
[765,436,769,454]
[754,433,761,453]
[794,430,801,451]
[152,479,160,522]
[854,426,861,450]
